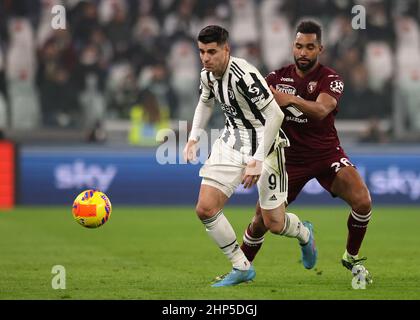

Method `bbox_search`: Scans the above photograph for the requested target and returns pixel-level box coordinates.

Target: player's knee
[351,189,372,214]
[261,205,286,234]
[269,225,284,235]
[195,203,220,220]
[264,220,285,235]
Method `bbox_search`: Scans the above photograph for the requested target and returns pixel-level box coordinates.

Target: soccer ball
[72,189,112,228]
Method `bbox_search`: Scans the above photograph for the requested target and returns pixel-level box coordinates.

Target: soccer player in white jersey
[183,25,317,287]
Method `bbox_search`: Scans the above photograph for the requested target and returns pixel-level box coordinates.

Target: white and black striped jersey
[199,56,289,156]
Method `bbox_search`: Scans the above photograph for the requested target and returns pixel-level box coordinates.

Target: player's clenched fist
[242,159,262,189]
[183,139,198,162]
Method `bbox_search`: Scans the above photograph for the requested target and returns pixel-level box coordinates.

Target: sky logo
[54,160,117,192]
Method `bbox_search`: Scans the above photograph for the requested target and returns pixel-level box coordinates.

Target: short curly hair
[296,20,322,44]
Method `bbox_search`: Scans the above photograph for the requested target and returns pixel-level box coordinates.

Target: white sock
[280,212,310,244]
[345,249,358,259]
[202,210,250,271]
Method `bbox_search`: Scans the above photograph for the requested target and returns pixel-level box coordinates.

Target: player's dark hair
[296,20,322,43]
[198,25,229,45]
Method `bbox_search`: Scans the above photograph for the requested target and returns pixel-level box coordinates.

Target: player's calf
[242,205,315,268]
[346,209,372,256]
[241,223,266,263]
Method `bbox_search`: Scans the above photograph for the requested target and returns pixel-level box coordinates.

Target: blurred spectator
[36,30,79,127]
[89,27,114,68]
[339,63,391,119]
[138,62,178,124]
[0,0,418,142]
[364,41,393,92]
[394,68,420,137]
[2,0,40,25]
[37,0,63,49]
[260,0,292,71]
[163,0,199,39]
[106,62,138,118]
[364,0,395,44]
[167,37,199,123]
[132,14,160,46]
[80,72,106,132]
[328,15,365,63]
[131,12,163,67]
[6,17,40,129]
[6,18,37,82]
[394,16,420,77]
[0,90,6,131]
[230,0,259,46]
[128,90,169,146]
[75,44,107,135]
[339,64,371,118]
[195,2,230,33]
[392,0,420,19]
[235,42,267,75]
[0,33,7,128]
[104,3,132,61]
[98,0,128,25]
[333,46,361,85]
[71,1,100,47]
[402,70,420,131]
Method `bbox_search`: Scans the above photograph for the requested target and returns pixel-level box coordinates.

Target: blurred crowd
[0,0,420,143]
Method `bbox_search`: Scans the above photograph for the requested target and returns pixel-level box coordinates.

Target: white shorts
[199,138,288,210]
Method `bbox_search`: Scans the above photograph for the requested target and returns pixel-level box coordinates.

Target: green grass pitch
[0,205,419,300]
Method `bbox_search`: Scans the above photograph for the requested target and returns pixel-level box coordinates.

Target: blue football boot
[300,221,318,269]
[211,265,256,287]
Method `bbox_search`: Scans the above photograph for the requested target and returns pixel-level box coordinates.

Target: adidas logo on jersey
[269,194,277,201]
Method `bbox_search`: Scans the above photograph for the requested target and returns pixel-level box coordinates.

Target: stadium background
[0,0,420,301]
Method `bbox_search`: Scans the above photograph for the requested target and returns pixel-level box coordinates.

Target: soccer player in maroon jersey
[241,20,373,283]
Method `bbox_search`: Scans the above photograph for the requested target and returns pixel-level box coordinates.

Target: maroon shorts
[286,146,355,204]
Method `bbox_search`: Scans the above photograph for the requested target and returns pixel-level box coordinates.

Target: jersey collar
[293,63,322,79]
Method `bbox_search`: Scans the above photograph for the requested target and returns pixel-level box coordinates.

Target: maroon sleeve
[265,71,277,87]
[318,73,344,102]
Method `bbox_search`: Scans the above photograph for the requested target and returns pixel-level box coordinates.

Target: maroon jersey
[266,63,344,163]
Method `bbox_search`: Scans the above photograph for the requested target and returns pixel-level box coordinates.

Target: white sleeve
[188,99,214,142]
[252,99,284,162]
[236,63,273,111]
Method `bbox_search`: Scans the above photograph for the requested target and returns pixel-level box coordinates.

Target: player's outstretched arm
[269,85,337,120]
[183,100,213,162]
